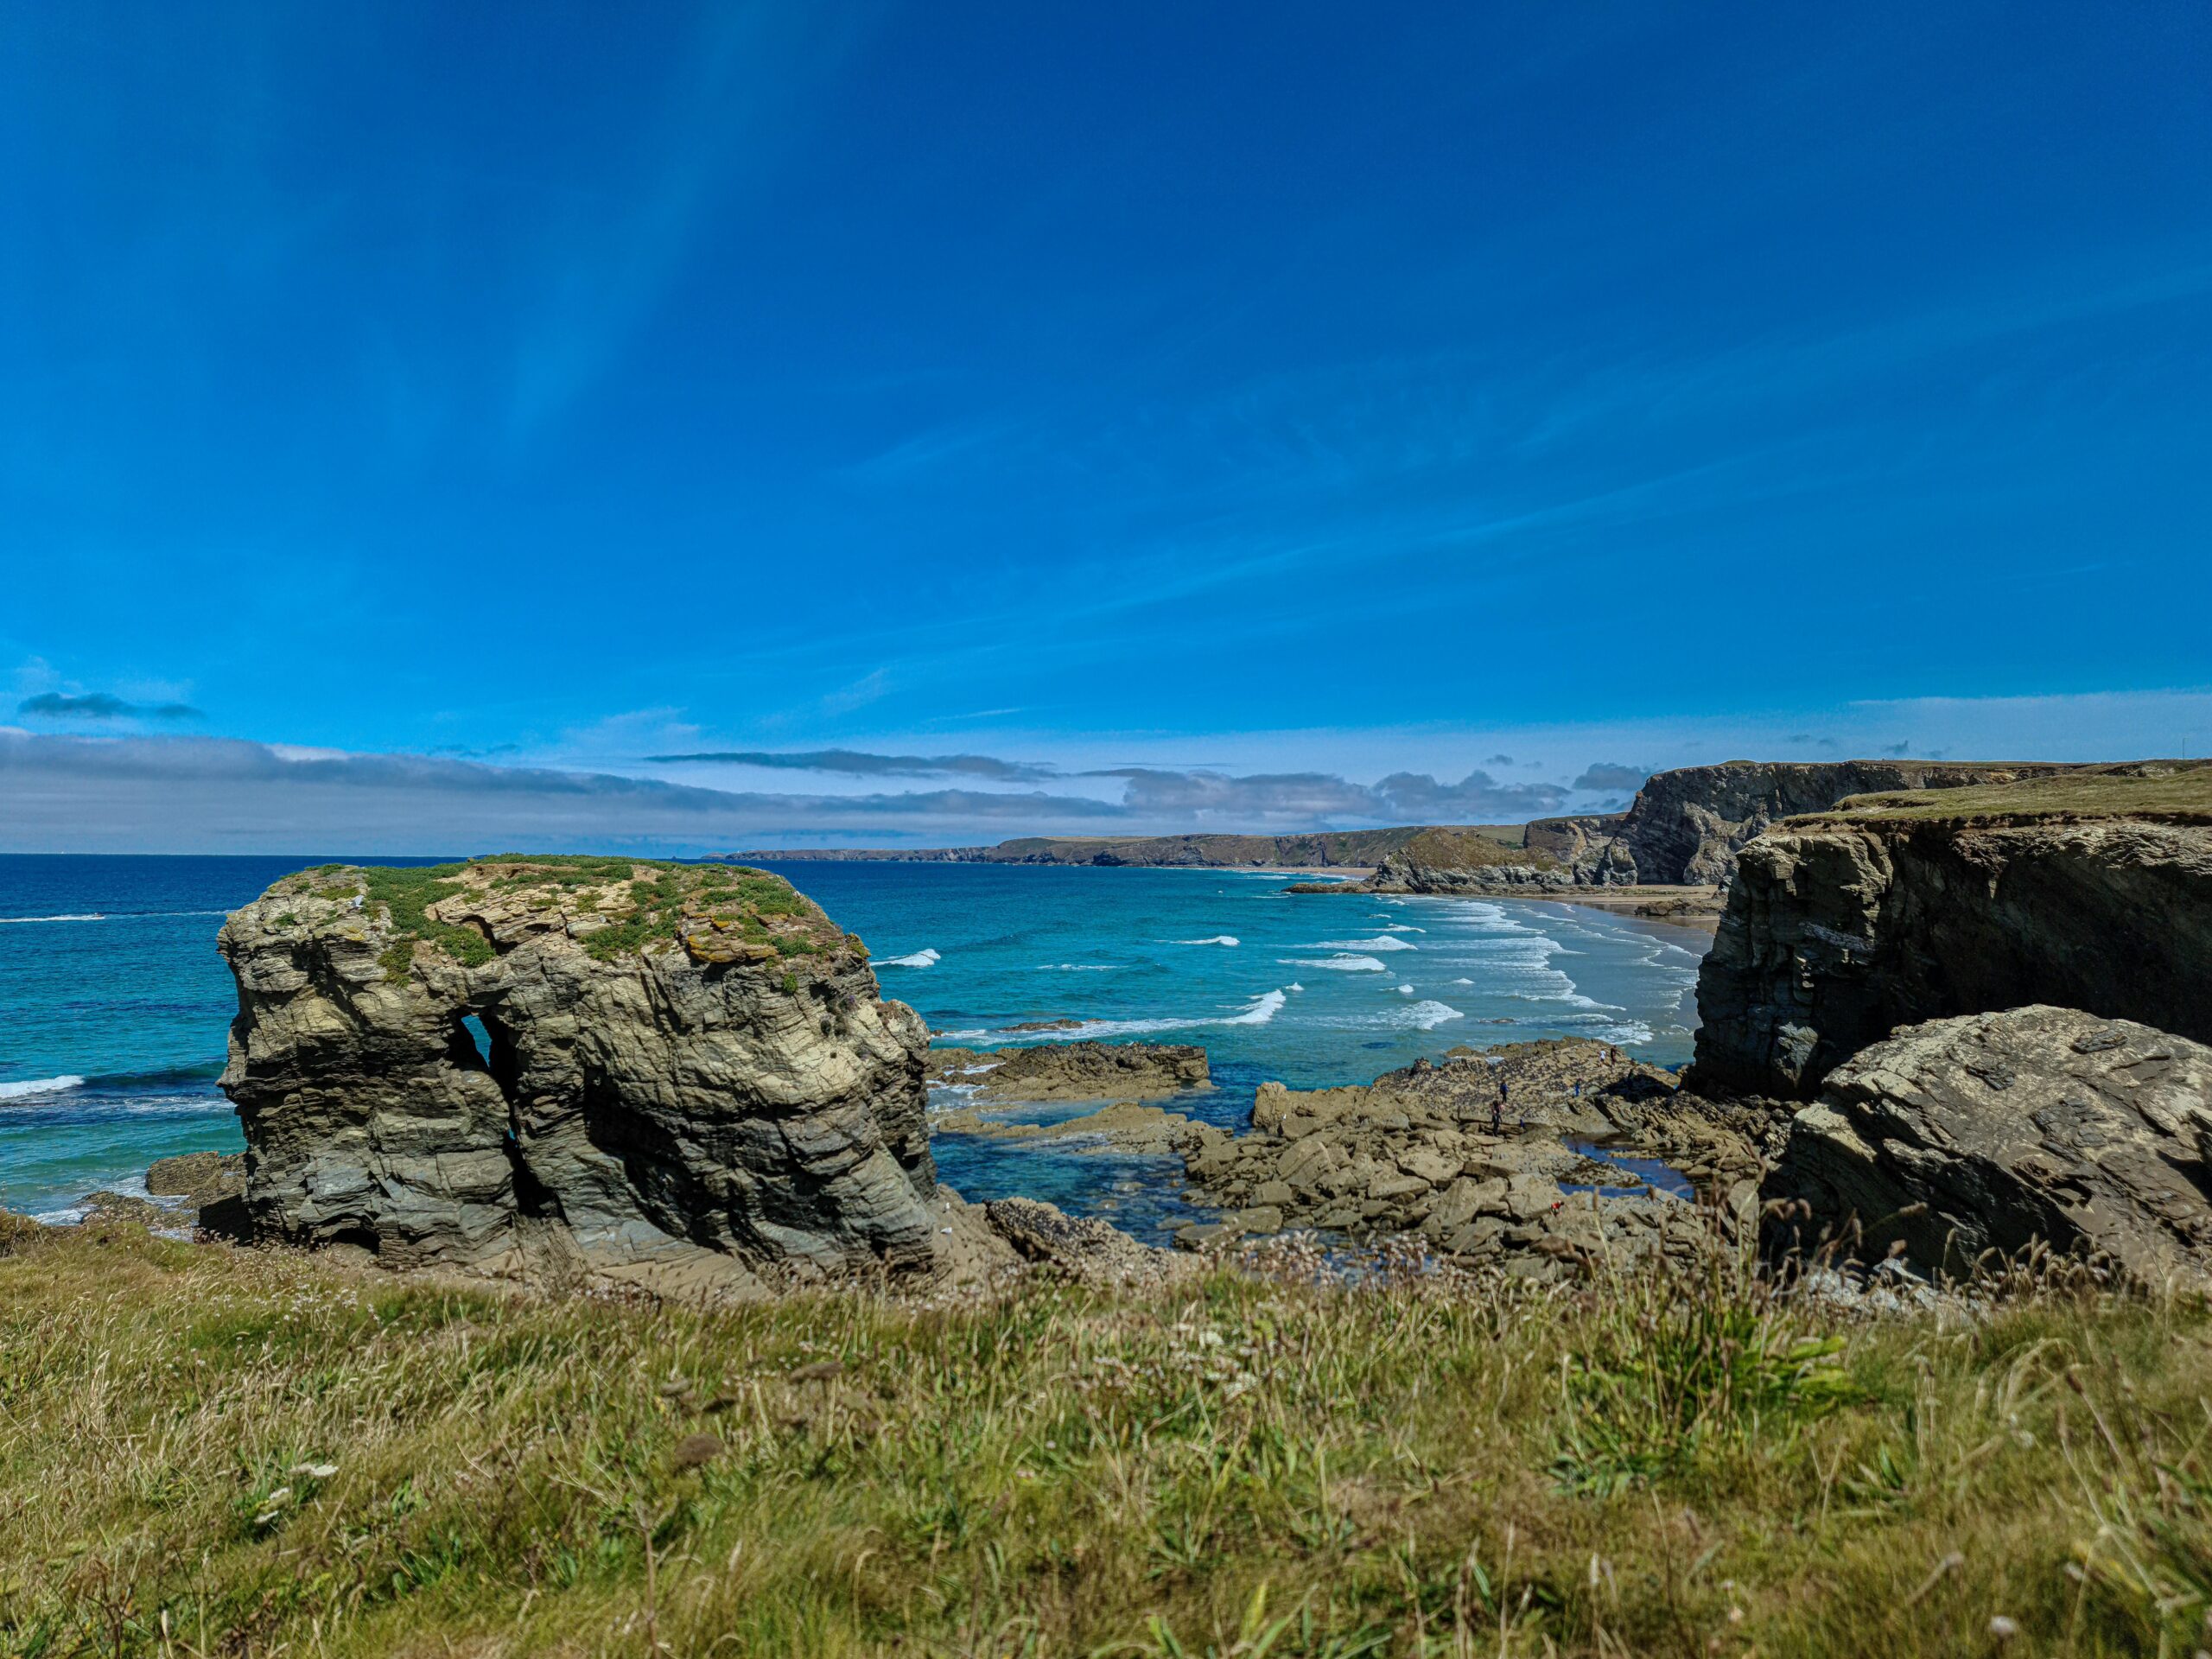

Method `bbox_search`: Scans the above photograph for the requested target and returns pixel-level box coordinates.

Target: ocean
[0,855,1710,1239]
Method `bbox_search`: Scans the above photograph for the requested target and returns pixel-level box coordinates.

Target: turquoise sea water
[0,856,1709,1238]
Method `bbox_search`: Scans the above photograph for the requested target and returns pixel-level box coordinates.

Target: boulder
[1766,1006,2212,1281]
[146,1151,246,1210]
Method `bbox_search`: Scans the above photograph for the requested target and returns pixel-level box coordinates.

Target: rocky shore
[43,754,2209,1306]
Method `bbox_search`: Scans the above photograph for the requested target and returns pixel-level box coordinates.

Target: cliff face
[219,858,955,1296]
[1691,787,2212,1097]
[1587,761,2074,887]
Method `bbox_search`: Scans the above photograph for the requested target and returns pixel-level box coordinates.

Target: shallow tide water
[0,856,1709,1238]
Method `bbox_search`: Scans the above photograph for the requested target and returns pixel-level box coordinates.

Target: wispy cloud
[646,748,1058,782]
[0,736,1570,854]
[503,7,870,442]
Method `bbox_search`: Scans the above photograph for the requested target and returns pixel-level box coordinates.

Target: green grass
[273,858,839,977]
[1394,826,1552,869]
[1814,762,2212,826]
[3,1217,2209,1657]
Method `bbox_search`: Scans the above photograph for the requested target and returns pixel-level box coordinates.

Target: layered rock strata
[1765,1007,2212,1281]
[1693,788,2212,1098]
[221,858,1018,1297]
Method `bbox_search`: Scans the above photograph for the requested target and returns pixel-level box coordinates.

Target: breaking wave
[991,988,1289,1043]
[1169,936,1240,946]
[0,1075,85,1101]
[1277,955,1388,972]
[880,948,941,968]
[1314,936,1417,951]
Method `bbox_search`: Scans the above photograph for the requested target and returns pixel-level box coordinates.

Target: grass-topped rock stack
[218,857,963,1298]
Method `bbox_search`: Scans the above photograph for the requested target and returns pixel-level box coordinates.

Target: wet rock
[931,1098,1203,1155]
[1766,1005,2212,1282]
[925,1041,1211,1101]
[1175,1039,1746,1274]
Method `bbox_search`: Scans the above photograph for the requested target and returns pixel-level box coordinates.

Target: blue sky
[4,2,2209,851]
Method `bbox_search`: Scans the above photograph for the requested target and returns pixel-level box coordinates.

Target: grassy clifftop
[261,856,847,974]
[1815,761,2212,826]
[3,1217,2207,1656]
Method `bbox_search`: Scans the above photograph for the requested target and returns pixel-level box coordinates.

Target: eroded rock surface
[925,1040,1210,1101]
[1694,808,2212,1098]
[221,858,969,1297]
[1173,1039,1757,1274]
[1766,1007,2212,1281]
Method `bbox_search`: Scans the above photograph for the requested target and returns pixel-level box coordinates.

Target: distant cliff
[1689,764,2212,1097]
[734,827,1525,869]
[1586,761,2078,887]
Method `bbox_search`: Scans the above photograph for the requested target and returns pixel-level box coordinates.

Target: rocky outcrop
[1524,814,1627,867]
[982,1197,1194,1283]
[147,1151,245,1211]
[220,858,982,1297]
[1765,1007,2212,1281]
[1368,851,1574,894]
[925,1041,1210,1101]
[1586,762,2075,887]
[1692,805,2212,1098]
[932,1097,1204,1154]
[1171,1039,1758,1274]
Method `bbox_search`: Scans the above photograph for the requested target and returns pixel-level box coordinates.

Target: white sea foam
[1169,936,1240,946]
[1008,988,1289,1042]
[1315,936,1416,951]
[880,948,941,968]
[1379,923,1425,933]
[1277,955,1388,972]
[1395,984,1414,995]
[1452,977,1475,985]
[0,1075,85,1101]
[0,909,227,924]
[1038,963,1118,971]
[1395,1000,1464,1030]
[1287,982,1304,992]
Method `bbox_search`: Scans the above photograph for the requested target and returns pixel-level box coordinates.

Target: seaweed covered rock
[219,858,952,1297]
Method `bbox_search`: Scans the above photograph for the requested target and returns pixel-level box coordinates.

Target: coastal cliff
[1586,760,2076,887]
[219,858,995,1297]
[1691,766,2212,1098]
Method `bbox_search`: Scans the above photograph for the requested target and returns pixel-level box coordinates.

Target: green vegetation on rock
[272,856,842,977]
[3,1217,2207,1656]
[1816,761,2212,826]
